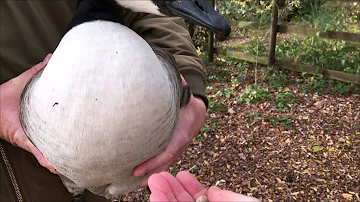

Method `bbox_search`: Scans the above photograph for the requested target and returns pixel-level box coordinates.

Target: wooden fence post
[268,0,279,66]
[189,23,195,38]
[208,32,214,62]
[208,0,215,62]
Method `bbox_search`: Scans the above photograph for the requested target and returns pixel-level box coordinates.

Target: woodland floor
[122,58,360,202]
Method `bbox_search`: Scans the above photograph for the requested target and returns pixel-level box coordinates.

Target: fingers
[12,53,51,88]
[148,172,197,202]
[134,152,170,176]
[16,130,59,174]
[135,134,191,188]
[0,53,57,175]
[139,164,170,187]
[148,173,177,201]
[158,172,195,201]
[26,140,59,174]
[135,142,188,185]
[176,171,207,199]
[207,186,260,202]
[134,135,184,178]
[149,191,170,201]
[180,74,187,86]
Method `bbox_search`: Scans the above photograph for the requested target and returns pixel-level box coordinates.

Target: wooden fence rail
[209,0,360,84]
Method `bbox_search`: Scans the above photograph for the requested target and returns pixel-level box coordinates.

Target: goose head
[115,0,231,37]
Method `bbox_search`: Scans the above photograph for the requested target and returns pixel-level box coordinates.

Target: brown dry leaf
[276,178,285,184]
[341,193,353,201]
[228,108,236,114]
[215,179,226,186]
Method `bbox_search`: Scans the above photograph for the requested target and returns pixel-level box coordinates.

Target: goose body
[21,20,183,199]
[19,0,230,200]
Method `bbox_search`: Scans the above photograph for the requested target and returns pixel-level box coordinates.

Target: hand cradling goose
[19,0,230,201]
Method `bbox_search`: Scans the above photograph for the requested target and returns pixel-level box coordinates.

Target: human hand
[207,186,260,201]
[148,171,260,202]
[0,53,58,174]
[148,171,207,201]
[134,76,207,187]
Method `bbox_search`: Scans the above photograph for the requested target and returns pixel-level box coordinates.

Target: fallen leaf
[276,178,285,184]
[215,179,226,186]
[328,148,336,152]
[262,121,269,125]
[346,174,353,180]
[315,178,326,183]
[312,146,323,152]
[239,153,246,160]
[228,108,235,114]
[342,193,353,200]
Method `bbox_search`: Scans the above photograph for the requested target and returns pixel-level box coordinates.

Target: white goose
[19,0,230,201]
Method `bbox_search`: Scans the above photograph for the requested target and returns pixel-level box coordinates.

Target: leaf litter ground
[122,58,359,201]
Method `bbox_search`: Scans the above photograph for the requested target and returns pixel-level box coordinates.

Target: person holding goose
[0,0,257,201]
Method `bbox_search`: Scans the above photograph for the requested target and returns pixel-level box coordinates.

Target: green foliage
[244,112,264,120]
[298,74,359,95]
[334,81,352,95]
[201,126,211,133]
[237,85,270,104]
[296,1,359,32]
[244,112,295,129]
[275,91,295,110]
[224,88,232,99]
[218,0,272,23]
[236,62,248,71]
[267,73,288,90]
[276,36,360,75]
[240,40,269,57]
[209,100,224,111]
[207,0,359,99]
[311,145,324,152]
[212,87,233,100]
[296,0,333,30]
[269,115,295,129]
[196,47,210,66]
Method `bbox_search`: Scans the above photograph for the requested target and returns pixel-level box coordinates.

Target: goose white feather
[20,20,183,199]
[115,0,163,16]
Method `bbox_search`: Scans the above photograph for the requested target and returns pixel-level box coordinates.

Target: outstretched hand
[134,76,207,187]
[148,171,260,202]
[148,171,207,201]
[0,53,58,174]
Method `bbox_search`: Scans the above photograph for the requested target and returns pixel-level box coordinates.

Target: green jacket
[0,1,207,201]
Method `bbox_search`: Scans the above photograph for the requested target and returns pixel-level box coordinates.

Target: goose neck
[67,0,125,31]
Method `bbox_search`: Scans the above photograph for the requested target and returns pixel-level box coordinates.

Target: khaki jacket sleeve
[122,10,208,108]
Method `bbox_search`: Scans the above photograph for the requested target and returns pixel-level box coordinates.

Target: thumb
[13,53,52,88]
[207,186,260,202]
[180,74,187,86]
